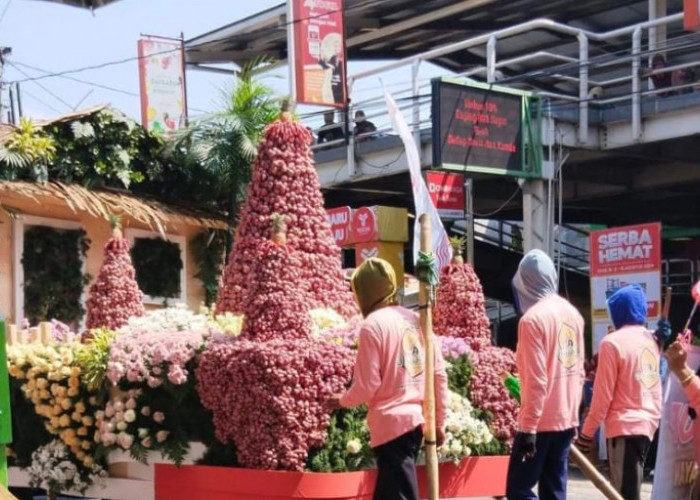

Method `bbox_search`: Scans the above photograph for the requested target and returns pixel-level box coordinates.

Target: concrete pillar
[649,0,667,53]
[522,179,554,255]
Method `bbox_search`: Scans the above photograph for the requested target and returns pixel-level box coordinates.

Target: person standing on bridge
[575,284,662,500]
[507,249,585,500]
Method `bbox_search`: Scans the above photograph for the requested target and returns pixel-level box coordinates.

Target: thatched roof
[0,181,228,235]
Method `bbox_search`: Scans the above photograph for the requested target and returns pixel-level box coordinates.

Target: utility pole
[0,47,12,124]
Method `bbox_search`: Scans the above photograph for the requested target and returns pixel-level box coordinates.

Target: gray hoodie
[512,249,558,314]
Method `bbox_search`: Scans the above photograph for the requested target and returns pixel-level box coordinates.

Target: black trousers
[607,435,651,500]
[372,426,423,500]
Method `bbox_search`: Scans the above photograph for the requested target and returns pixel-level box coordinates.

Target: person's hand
[574,433,594,454]
[654,319,673,345]
[326,394,343,411]
[513,432,536,460]
[666,341,689,375]
[436,427,446,447]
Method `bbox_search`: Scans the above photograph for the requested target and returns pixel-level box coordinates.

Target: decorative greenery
[0,118,56,181]
[306,407,373,472]
[74,329,116,391]
[447,354,473,400]
[190,230,227,306]
[165,57,281,224]
[131,237,183,300]
[22,226,91,325]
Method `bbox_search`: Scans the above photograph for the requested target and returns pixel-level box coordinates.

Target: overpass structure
[186,0,700,336]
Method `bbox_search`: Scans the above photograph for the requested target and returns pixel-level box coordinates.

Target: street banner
[386,92,452,271]
[589,223,662,353]
[290,0,347,107]
[137,38,187,133]
[326,206,352,246]
[426,171,465,220]
[651,343,700,500]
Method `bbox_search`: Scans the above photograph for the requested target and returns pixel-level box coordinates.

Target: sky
[0,0,284,120]
[0,0,448,130]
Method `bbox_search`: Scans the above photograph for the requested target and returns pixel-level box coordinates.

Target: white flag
[385,92,452,271]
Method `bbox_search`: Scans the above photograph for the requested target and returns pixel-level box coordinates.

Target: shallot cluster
[239,238,313,342]
[468,346,519,444]
[85,236,144,331]
[196,337,353,471]
[215,116,357,318]
[434,262,492,351]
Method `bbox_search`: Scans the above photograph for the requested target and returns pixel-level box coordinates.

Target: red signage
[326,206,352,246]
[589,223,662,277]
[426,171,465,219]
[685,0,700,30]
[291,0,347,107]
[351,207,377,243]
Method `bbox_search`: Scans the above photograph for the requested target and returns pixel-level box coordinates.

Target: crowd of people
[333,249,698,500]
[314,109,378,147]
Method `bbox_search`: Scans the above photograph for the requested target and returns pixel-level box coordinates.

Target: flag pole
[418,214,439,499]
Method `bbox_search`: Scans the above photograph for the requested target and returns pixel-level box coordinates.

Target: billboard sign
[290,0,347,107]
[426,171,465,219]
[137,38,186,133]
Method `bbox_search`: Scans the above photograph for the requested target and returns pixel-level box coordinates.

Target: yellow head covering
[351,258,398,317]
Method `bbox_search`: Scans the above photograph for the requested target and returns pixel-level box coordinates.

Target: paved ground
[461,468,653,500]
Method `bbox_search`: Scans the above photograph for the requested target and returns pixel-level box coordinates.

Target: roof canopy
[24,0,123,9]
[186,0,682,79]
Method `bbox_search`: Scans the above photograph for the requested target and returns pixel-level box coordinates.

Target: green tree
[165,59,281,225]
[0,118,56,181]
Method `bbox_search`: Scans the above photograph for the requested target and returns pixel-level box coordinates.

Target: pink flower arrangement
[106,329,209,386]
[437,335,471,360]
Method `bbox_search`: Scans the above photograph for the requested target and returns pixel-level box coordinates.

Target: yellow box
[355,241,405,291]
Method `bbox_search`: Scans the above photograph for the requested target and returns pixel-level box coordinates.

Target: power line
[4,0,379,86]
[0,0,13,28]
[7,61,73,110]
[21,88,63,115]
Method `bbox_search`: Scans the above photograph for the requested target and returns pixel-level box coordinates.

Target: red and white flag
[385,92,452,271]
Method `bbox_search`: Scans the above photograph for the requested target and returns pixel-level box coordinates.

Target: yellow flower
[60,398,72,411]
[68,376,79,389]
[36,378,48,390]
[81,416,93,427]
[60,366,72,378]
[8,365,20,378]
[81,440,91,451]
[67,387,79,397]
[76,451,85,460]
[52,405,62,416]
[57,386,67,398]
[25,379,36,391]
[72,411,82,422]
[77,427,88,436]
[61,351,74,365]
[75,402,85,414]
[50,417,59,428]
[67,436,79,448]
[83,456,94,468]
[71,366,80,378]
[39,389,50,400]
[58,414,70,427]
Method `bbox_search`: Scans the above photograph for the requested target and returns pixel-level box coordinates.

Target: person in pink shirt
[507,249,585,500]
[575,284,662,500]
[328,257,448,500]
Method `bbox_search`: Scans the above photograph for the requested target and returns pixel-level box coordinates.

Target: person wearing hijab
[327,257,448,500]
[575,284,662,500]
[506,249,585,500]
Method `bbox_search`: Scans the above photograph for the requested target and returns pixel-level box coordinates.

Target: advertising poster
[138,38,186,133]
[290,0,347,107]
[426,171,465,220]
[651,344,700,500]
[589,223,662,352]
[326,206,352,246]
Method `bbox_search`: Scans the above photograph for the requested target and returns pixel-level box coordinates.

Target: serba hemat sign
[432,79,524,174]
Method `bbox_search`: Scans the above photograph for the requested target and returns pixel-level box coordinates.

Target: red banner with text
[291,0,347,107]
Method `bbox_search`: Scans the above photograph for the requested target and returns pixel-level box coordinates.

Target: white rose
[346,439,362,454]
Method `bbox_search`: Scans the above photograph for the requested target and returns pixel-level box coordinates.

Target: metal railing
[304,10,700,167]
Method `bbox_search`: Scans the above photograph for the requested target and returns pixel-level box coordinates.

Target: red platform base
[155,456,509,499]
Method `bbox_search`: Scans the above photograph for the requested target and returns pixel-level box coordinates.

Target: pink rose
[153,412,165,423]
[156,430,170,443]
[117,432,134,450]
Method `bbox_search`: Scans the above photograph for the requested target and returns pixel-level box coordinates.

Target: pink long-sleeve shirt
[340,306,448,448]
[581,326,662,440]
[517,294,585,433]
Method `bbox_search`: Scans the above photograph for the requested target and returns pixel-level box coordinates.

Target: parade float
[4,111,517,500]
